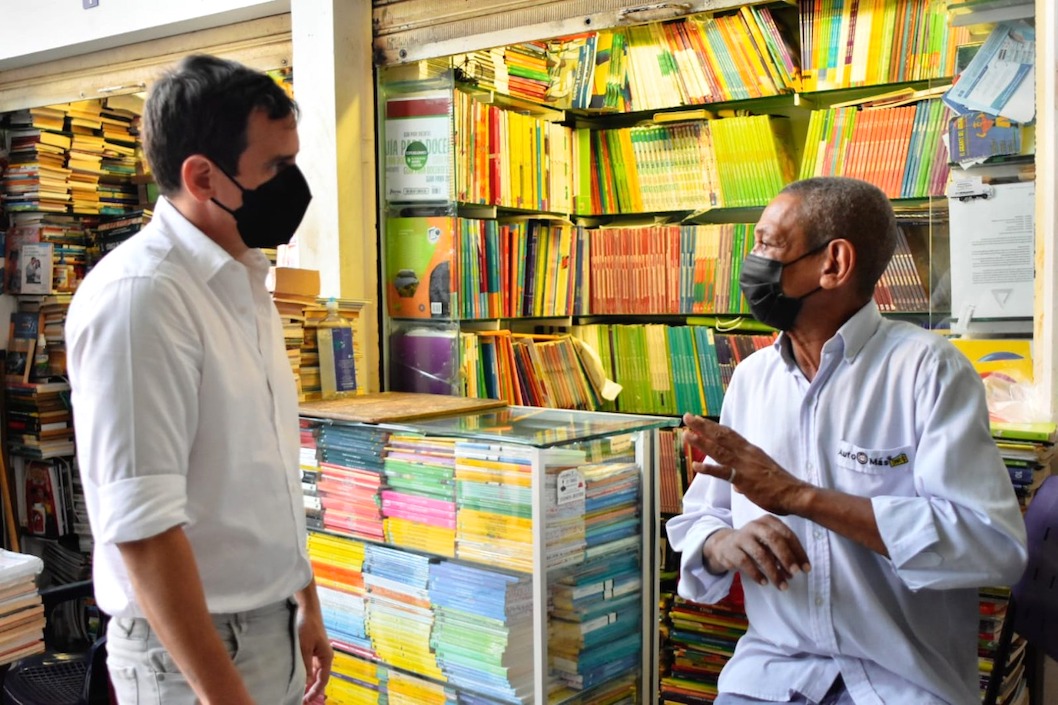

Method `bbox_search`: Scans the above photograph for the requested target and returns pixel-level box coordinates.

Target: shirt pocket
[832,440,916,495]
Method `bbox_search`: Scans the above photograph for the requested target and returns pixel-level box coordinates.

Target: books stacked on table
[382,435,458,557]
[315,424,389,541]
[0,550,46,666]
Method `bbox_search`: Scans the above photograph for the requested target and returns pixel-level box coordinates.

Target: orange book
[844,109,868,181]
[860,109,884,191]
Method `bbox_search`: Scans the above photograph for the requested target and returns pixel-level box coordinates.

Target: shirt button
[806,462,814,472]
[814,530,824,539]
[815,596,824,606]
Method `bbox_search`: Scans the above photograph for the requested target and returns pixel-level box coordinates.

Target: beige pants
[105,598,305,705]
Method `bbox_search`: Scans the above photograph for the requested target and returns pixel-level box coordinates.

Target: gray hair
[780,177,897,299]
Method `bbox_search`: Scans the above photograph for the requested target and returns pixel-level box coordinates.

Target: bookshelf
[376,3,1042,704]
[379,0,974,418]
[298,395,677,704]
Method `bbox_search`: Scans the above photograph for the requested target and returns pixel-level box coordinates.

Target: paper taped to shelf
[948,181,1034,323]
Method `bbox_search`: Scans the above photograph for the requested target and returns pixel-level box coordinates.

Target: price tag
[556,469,585,506]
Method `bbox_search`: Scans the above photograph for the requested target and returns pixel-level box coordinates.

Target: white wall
[0,0,289,71]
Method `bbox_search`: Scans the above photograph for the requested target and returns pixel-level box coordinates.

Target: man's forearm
[795,486,888,557]
[295,576,322,614]
[117,526,254,705]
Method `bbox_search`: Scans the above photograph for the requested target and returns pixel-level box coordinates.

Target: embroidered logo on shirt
[837,449,907,468]
[889,452,909,467]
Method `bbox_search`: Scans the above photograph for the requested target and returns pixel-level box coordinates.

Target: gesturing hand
[704,517,811,589]
[683,413,812,517]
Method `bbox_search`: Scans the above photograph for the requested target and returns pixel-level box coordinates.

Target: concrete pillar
[1035,0,1057,420]
[290,0,379,391]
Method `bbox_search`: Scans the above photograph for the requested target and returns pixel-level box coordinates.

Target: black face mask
[738,240,830,330]
[211,163,312,249]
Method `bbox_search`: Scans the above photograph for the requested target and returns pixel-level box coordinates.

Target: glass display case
[300,401,677,704]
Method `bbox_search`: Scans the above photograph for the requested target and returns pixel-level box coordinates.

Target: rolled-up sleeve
[67,274,201,544]
[666,471,736,604]
[874,351,1027,589]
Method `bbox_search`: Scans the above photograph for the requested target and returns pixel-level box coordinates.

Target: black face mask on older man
[211,163,313,249]
[738,240,829,331]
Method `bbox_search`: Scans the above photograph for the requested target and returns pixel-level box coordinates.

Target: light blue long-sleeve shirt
[666,301,1027,705]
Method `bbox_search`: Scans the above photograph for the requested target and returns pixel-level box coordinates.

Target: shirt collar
[153,196,241,282]
[773,299,883,366]
[834,299,883,361]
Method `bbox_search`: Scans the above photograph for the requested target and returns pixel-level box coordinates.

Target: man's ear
[820,238,856,290]
[181,155,217,203]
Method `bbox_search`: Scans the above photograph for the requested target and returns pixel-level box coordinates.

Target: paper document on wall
[948,180,1034,321]
[943,21,1035,124]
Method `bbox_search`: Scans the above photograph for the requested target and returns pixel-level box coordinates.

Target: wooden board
[299,392,506,424]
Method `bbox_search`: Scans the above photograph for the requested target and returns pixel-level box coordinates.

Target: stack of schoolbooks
[307,532,373,659]
[326,651,384,704]
[315,425,389,541]
[660,580,748,705]
[362,544,445,682]
[581,459,641,557]
[428,561,534,703]
[454,443,535,572]
[381,435,458,557]
[0,550,46,667]
[550,552,644,692]
[454,443,586,572]
[385,668,452,704]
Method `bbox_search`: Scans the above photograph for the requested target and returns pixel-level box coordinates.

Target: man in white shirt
[666,176,1027,705]
[67,55,332,704]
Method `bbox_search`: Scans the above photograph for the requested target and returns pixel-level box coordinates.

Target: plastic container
[317,299,357,400]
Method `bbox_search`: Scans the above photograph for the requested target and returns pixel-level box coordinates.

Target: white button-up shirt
[666,301,1027,705]
[67,197,311,618]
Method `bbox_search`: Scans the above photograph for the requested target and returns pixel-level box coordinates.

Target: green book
[991,422,1057,443]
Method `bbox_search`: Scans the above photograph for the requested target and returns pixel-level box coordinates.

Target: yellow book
[617,129,643,212]
[37,131,72,150]
[693,17,733,99]
[508,111,522,208]
[738,6,782,92]
[531,224,550,316]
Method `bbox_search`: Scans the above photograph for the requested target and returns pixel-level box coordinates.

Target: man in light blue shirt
[666,177,1027,705]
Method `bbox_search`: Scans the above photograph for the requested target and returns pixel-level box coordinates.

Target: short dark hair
[780,177,897,299]
[142,54,297,196]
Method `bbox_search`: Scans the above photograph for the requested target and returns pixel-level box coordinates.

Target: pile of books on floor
[0,550,46,666]
[978,586,1029,705]
[660,577,748,705]
[977,420,1054,705]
